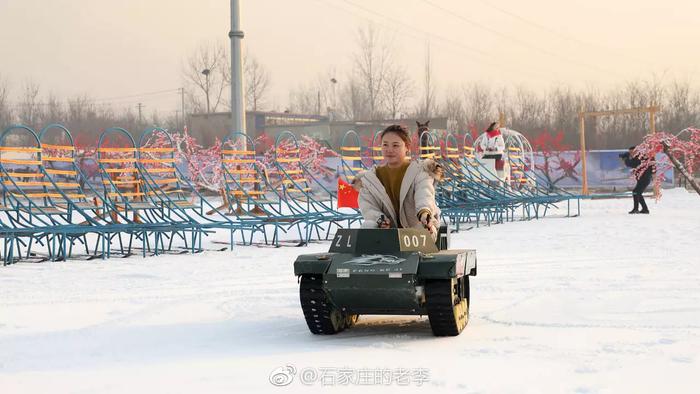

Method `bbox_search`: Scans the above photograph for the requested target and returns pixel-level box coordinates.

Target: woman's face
[381,132,408,167]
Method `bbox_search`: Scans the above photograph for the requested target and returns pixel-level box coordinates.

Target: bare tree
[288,70,339,117]
[384,65,413,119]
[494,87,509,124]
[609,78,664,147]
[338,77,368,121]
[44,93,64,125]
[416,43,437,119]
[511,85,548,132]
[185,89,204,115]
[353,24,391,120]
[67,95,92,126]
[548,86,578,134]
[288,84,319,115]
[662,79,699,132]
[315,70,336,117]
[19,80,41,127]
[65,94,95,138]
[244,52,270,111]
[0,75,10,128]
[443,88,465,131]
[183,42,228,113]
[463,83,494,129]
[149,109,162,128]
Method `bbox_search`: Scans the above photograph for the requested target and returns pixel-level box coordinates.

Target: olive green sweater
[375,161,410,226]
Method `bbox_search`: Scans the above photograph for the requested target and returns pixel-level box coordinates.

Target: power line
[338,0,488,58]
[5,88,182,108]
[479,0,589,43]
[476,0,655,68]
[418,0,626,78]
[327,0,555,82]
[91,88,181,103]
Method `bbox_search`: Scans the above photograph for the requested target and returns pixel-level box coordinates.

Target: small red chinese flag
[337,178,359,208]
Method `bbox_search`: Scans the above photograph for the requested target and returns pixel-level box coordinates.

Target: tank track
[426,277,469,336]
[299,274,347,335]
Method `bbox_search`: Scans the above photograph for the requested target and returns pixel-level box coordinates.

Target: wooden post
[205,187,229,215]
[650,105,658,198]
[579,108,589,195]
[498,112,505,128]
[576,105,660,197]
[133,180,142,223]
[110,171,120,223]
[94,196,102,218]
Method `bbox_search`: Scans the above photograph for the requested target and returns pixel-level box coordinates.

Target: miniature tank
[294,227,477,336]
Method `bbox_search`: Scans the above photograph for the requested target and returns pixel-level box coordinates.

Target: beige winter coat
[352,159,443,229]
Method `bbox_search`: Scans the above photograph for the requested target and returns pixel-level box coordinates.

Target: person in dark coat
[621,146,654,214]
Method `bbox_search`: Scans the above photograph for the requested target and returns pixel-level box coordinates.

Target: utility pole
[317,91,321,115]
[578,106,588,195]
[330,78,337,108]
[180,87,186,131]
[229,0,246,133]
[201,69,211,114]
[137,103,144,124]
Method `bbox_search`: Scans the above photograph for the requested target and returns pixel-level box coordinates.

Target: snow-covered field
[1,189,698,393]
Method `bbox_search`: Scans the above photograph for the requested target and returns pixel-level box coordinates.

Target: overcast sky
[1,0,698,116]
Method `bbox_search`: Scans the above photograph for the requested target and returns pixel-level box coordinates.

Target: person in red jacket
[478,121,506,171]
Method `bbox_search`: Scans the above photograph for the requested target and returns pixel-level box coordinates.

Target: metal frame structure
[1,122,583,265]
[578,105,660,194]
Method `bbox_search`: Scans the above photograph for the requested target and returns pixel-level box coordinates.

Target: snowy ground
[1,189,699,393]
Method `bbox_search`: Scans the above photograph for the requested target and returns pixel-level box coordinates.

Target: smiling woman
[351,124,443,236]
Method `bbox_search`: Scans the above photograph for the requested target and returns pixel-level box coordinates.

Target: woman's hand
[376,214,391,228]
[418,209,436,235]
[418,209,432,226]
[377,218,392,228]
